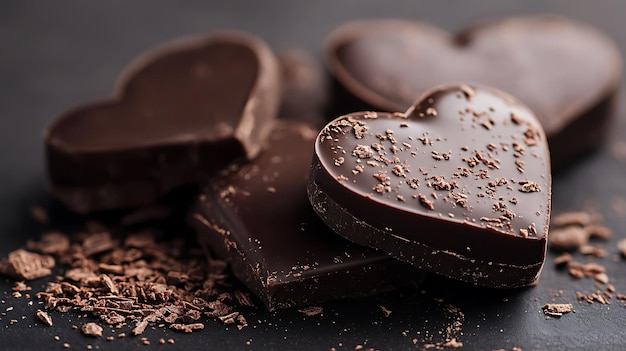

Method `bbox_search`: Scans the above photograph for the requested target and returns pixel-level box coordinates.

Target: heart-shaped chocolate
[308,84,551,288]
[326,15,622,170]
[45,31,281,213]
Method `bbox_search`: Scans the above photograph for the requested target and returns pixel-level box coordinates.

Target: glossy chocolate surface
[192,121,420,310]
[46,31,281,213]
[308,85,551,288]
[326,15,622,170]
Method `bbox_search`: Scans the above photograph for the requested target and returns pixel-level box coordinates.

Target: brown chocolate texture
[308,84,551,288]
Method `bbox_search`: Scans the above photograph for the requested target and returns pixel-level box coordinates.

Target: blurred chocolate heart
[326,15,622,170]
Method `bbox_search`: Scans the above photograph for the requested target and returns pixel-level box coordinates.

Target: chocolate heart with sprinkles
[308,84,551,288]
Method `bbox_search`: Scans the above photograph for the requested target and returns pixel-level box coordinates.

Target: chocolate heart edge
[307,83,550,288]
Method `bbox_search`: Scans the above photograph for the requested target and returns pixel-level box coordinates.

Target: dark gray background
[2,1,626,350]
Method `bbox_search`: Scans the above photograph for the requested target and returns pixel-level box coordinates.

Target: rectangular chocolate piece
[191,121,421,310]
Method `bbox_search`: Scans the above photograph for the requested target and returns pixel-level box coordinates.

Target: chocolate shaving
[82,232,115,256]
[82,322,104,337]
[36,309,53,326]
[170,323,204,333]
[542,303,573,317]
[28,231,70,255]
[1,214,249,341]
[234,291,255,307]
[298,306,323,316]
[0,249,54,280]
[548,211,611,252]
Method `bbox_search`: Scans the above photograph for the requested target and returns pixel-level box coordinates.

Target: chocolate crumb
[36,309,53,326]
[298,306,323,316]
[552,212,592,227]
[443,338,463,349]
[418,194,435,210]
[549,226,588,251]
[380,305,392,317]
[549,211,612,251]
[0,249,54,280]
[13,281,31,292]
[553,253,572,266]
[82,322,103,337]
[426,107,438,116]
[459,85,475,100]
[82,232,115,256]
[542,303,573,317]
[510,112,524,125]
[170,323,204,333]
[579,245,606,258]
[518,182,541,193]
[352,144,373,159]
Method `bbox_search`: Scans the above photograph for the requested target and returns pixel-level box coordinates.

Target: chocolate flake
[426,107,438,116]
[82,232,115,256]
[518,182,541,193]
[352,144,373,159]
[28,231,70,255]
[170,323,204,333]
[542,303,573,317]
[82,322,104,337]
[37,309,53,326]
[459,85,475,100]
[442,338,463,349]
[553,253,572,266]
[380,305,392,317]
[549,211,611,251]
[298,306,324,316]
[418,194,435,210]
[0,249,55,280]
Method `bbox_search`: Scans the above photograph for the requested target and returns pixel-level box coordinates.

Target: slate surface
[1,1,626,350]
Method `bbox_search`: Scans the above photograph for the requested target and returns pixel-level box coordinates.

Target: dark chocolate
[192,121,421,310]
[277,49,328,128]
[326,15,622,170]
[308,84,551,288]
[45,31,281,213]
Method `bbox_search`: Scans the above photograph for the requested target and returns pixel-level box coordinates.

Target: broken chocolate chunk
[192,121,421,310]
[0,249,55,280]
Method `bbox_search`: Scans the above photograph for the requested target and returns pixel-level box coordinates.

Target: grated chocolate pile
[1,206,253,341]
